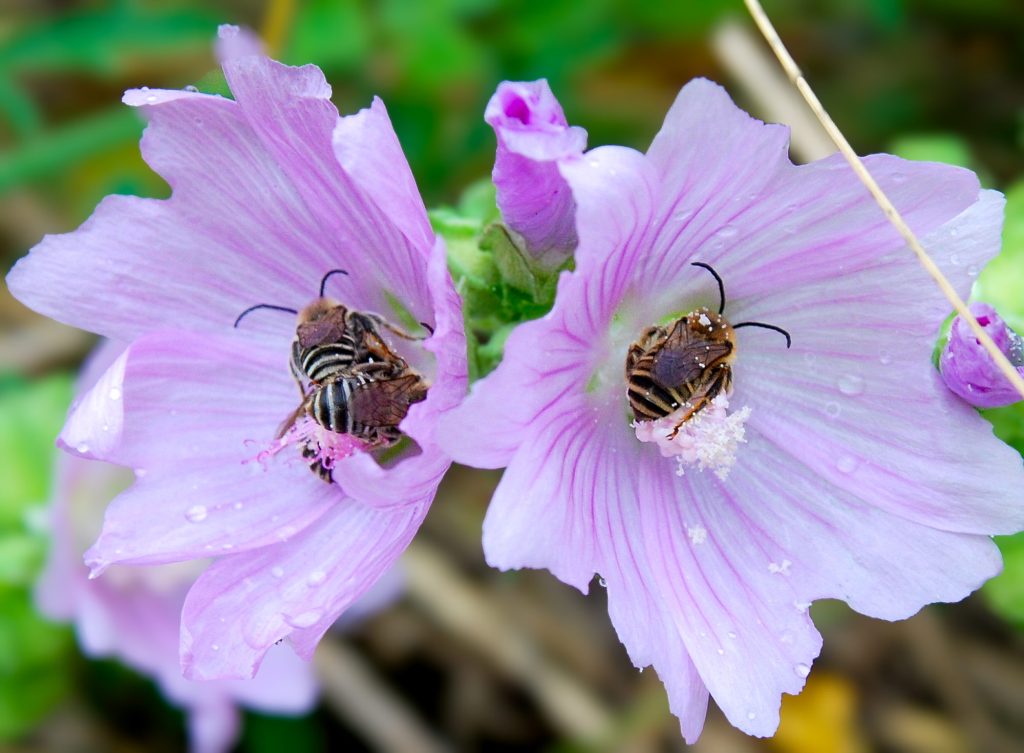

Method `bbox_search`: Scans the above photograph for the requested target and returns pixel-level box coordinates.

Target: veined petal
[216,26,434,326]
[63,331,336,571]
[333,97,434,253]
[734,191,1024,535]
[181,498,428,679]
[640,79,980,312]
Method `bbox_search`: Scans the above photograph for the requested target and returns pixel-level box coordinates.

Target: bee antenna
[319,269,349,298]
[233,304,299,329]
[691,262,725,314]
[733,321,792,348]
[419,321,434,335]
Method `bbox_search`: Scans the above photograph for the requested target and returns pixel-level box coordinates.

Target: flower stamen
[634,395,751,480]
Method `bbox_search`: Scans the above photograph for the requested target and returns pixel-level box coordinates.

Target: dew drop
[793,600,811,613]
[287,610,322,628]
[892,172,906,183]
[967,264,979,278]
[836,455,857,474]
[949,252,962,267]
[101,423,109,432]
[211,643,220,652]
[715,224,739,239]
[307,570,326,587]
[747,711,757,720]
[184,505,207,523]
[76,443,89,454]
[672,209,694,224]
[184,84,199,92]
[837,374,864,396]
[795,663,811,678]
[824,401,841,419]
[146,95,157,104]
[879,349,893,365]
[802,352,817,365]
[140,86,150,91]
[271,566,285,579]
[717,648,725,656]
[108,387,121,401]
[233,502,243,511]
[135,468,147,478]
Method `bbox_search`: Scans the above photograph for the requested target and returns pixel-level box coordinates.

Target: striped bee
[295,365,428,481]
[234,269,430,481]
[625,262,790,430]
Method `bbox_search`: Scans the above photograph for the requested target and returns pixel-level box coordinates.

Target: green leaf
[984,532,1024,630]
[888,133,974,169]
[0,591,72,739]
[976,179,1024,332]
[0,108,143,194]
[0,375,73,523]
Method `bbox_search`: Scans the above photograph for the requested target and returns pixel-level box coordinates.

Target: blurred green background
[2,1,1024,751]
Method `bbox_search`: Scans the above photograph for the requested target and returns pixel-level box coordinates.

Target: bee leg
[369,314,431,342]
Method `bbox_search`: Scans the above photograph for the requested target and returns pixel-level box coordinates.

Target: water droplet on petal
[184,84,199,92]
[836,455,857,473]
[949,252,962,266]
[76,443,90,454]
[717,648,725,655]
[135,468,147,478]
[716,224,739,239]
[824,401,841,419]
[185,505,208,523]
[233,502,243,511]
[892,172,906,183]
[879,350,892,365]
[307,570,326,587]
[967,264,979,278]
[727,631,737,640]
[271,566,285,579]
[747,711,757,720]
[795,663,811,678]
[108,387,121,401]
[672,209,694,224]
[211,643,220,652]
[837,374,864,396]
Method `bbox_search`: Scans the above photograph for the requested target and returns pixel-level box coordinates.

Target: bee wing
[651,323,732,387]
[275,399,310,439]
[350,374,426,425]
[297,307,351,348]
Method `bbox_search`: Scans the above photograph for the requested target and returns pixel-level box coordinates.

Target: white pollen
[768,559,792,575]
[634,395,751,480]
[687,525,708,545]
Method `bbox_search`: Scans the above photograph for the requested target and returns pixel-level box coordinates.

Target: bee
[292,365,428,481]
[234,269,431,481]
[625,262,790,430]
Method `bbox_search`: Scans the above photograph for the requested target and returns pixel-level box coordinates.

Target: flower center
[625,308,749,479]
[249,416,368,481]
[633,394,750,480]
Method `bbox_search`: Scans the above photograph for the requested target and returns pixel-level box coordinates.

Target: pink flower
[485,80,587,269]
[439,79,1024,739]
[8,26,466,681]
[38,345,318,753]
[940,302,1024,407]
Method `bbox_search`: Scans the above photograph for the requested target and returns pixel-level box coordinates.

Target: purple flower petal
[439,77,1024,739]
[333,97,434,252]
[941,302,1024,407]
[54,331,334,572]
[11,27,465,684]
[181,498,428,679]
[486,80,588,268]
